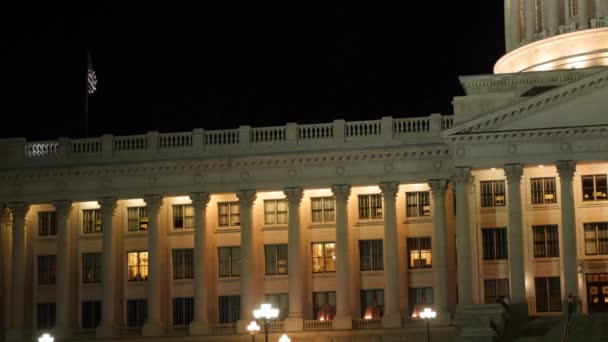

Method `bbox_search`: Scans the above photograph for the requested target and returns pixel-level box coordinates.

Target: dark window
[359,240,384,271]
[172,297,194,326]
[313,291,336,321]
[218,296,240,324]
[218,202,241,227]
[535,277,561,312]
[81,301,102,329]
[408,287,433,316]
[83,209,102,234]
[127,251,148,281]
[38,211,57,236]
[360,289,384,319]
[127,299,147,327]
[358,194,383,219]
[480,180,506,208]
[265,294,289,320]
[82,253,102,283]
[37,303,56,330]
[407,237,432,269]
[312,242,336,273]
[530,178,557,205]
[533,225,559,258]
[38,255,56,285]
[406,192,431,217]
[484,279,510,304]
[218,247,240,277]
[482,228,508,260]
[265,244,288,275]
[173,205,194,229]
[172,248,194,280]
[311,197,335,222]
[264,199,288,224]
[127,207,148,231]
[582,175,608,201]
[584,222,608,255]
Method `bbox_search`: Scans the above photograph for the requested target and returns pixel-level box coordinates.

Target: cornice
[459,70,592,89]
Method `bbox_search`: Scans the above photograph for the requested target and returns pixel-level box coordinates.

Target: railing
[210,323,236,335]
[345,120,381,137]
[394,117,430,134]
[591,17,608,28]
[159,132,193,149]
[303,320,333,330]
[442,116,454,130]
[265,320,285,332]
[72,328,96,339]
[402,316,418,327]
[558,21,578,34]
[115,326,142,337]
[113,135,147,151]
[353,318,382,329]
[161,325,189,336]
[205,129,239,146]
[251,126,286,143]
[25,142,59,157]
[71,138,102,154]
[298,123,333,140]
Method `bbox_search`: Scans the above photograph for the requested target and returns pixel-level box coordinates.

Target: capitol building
[1,1,608,341]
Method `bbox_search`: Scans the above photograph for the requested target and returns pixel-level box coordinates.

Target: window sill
[360,270,384,275]
[125,232,148,238]
[127,280,148,283]
[81,282,102,288]
[355,220,384,227]
[215,228,241,234]
[79,234,102,240]
[533,257,560,263]
[308,223,336,229]
[265,274,288,280]
[312,272,336,279]
[173,278,194,284]
[36,235,57,240]
[169,230,194,236]
[579,200,608,208]
[529,203,559,210]
[262,225,288,231]
[37,284,56,288]
[404,217,432,224]
[483,259,509,265]
[408,268,432,273]
[218,277,240,283]
[480,207,508,213]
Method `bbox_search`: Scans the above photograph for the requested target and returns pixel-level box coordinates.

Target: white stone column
[525,0,536,40]
[453,168,473,306]
[96,197,117,338]
[379,182,401,327]
[331,184,352,330]
[284,187,304,331]
[0,205,9,333]
[236,190,257,330]
[6,202,29,342]
[429,179,449,313]
[53,200,73,338]
[579,0,590,28]
[504,164,526,304]
[142,195,163,337]
[597,0,608,18]
[508,0,523,50]
[546,0,560,35]
[557,161,578,305]
[189,192,211,335]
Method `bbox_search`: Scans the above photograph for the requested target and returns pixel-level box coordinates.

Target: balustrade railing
[71,138,102,154]
[442,116,454,130]
[25,141,59,157]
[298,123,333,140]
[159,132,193,149]
[394,117,430,134]
[113,135,147,151]
[352,318,382,329]
[303,320,333,330]
[591,17,608,28]
[115,326,142,337]
[265,320,285,332]
[205,129,239,146]
[161,325,189,336]
[210,323,236,335]
[251,126,286,143]
[345,120,381,137]
[71,328,96,339]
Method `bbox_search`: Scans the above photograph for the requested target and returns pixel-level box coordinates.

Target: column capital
[53,200,73,215]
[428,179,449,197]
[331,184,351,202]
[98,197,118,215]
[143,195,164,213]
[379,181,399,201]
[503,163,523,183]
[556,160,576,181]
[452,167,472,185]
[8,202,29,218]
[283,187,304,206]
[189,192,210,208]
[236,190,257,208]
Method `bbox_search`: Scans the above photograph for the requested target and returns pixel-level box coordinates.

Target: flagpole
[85,50,90,138]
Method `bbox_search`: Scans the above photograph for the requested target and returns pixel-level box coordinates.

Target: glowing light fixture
[420,308,436,342]
[39,334,54,342]
[279,334,291,342]
[491,167,496,171]
[253,303,280,342]
[539,164,544,168]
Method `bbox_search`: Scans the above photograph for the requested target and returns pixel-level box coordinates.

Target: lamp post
[253,303,279,342]
[279,334,291,342]
[247,320,260,342]
[38,333,54,342]
[419,308,436,342]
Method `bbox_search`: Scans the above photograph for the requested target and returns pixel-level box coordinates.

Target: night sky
[3,3,504,141]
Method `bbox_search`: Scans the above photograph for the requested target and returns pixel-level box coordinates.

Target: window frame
[535,276,561,312]
[38,211,57,236]
[38,255,56,285]
[126,299,147,327]
[358,194,383,220]
[408,287,433,316]
[360,289,384,319]
[172,297,194,326]
[480,180,506,208]
[82,252,102,283]
[172,248,194,280]
[265,293,289,320]
[218,201,241,228]
[83,209,102,234]
[312,242,336,273]
[37,302,56,331]
[359,239,384,271]
[313,291,336,321]
[264,244,288,275]
[582,175,608,202]
[218,295,240,324]
[584,222,608,255]
[218,246,241,277]
[482,227,509,261]
[406,191,431,217]
[81,300,102,329]
[172,204,195,230]
[311,196,335,223]
[530,177,557,205]
[127,206,149,232]
[264,199,288,225]
[532,225,559,258]
[483,279,510,304]
[127,251,149,281]
[407,237,432,269]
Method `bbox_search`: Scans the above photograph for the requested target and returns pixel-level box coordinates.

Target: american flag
[87,52,98,94]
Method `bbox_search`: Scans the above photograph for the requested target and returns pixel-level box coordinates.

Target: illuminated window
[359,239,383,271]
[265,244,288,275]
[311,196,335,222]
[484,279,510,304]
[482,228,508,260]
[218,202,240,227]
[358,194,383,220]
[535,277,561,312]
[37,303,56,330]
[480,180,506,208]
[218,296,240,324]
[265,294,288,320]
[408,287,433,317]
[172,248,193,280]
[127,207,148,231]
[407,237,432,269]
[582,175,608,202]
[312,242,336,273]
[535,0,543,32]
[127,299,147,327]
[38,211,57,236]
[533,225,559,258]
[172,297,193,326]
[570,0,578,16]
[218,247,240,277]
[81,301,101,329]
[173,204,194,229]
[406,191,431,217]
[127,251,148,281]
[531,177,557,204]
[313,291,336,321]
[584,222,608,255]
[360,289,384,319]
[83,209,102,234]
[264,199,288,224]
[38,255,56,285]
[82,252,102,283]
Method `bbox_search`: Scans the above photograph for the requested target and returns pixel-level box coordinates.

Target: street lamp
[279,334,291,342]
[247,320,260,342]
[253,303,280,342]
[419,307,436,342]
[38,333,54,342]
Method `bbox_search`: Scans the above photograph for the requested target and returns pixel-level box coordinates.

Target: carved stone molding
[331,184,351,203]
[52,200,73,220]
[189,192,210,209]
[8,202,29,219]
[556,160,576,181]
[98,197,118,216]
[283,187,304,206]
[503,164,523,183]
[428,179,449,198]
[452,167,472,186]
[236,190,257,208]
[143,195,164,213]
[379,181,399,201]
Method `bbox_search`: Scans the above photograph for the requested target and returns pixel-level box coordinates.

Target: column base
[284,317,303,331]
[333,315,352,330]
[96,321,116,338]
[189,320,210,335]
[236,319,253,334]
[381,313,402,328]
[142,322,162,337]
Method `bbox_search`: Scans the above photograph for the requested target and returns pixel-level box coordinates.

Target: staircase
[566,313,608,342]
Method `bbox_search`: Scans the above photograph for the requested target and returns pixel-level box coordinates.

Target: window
[218,296,240,324]
[406,192,431,217]
[311,197,335,222]
[408,287,433,316]
[37,303,56,330]
[264,199,287,224]
[533,225,559,258]
[535,0,543,32]
[218,247,240,277]
[172,297,194,326]
[127,299,147,327]
[358,194,383,219]
[127,251,148,281]
[265,294,288,320]
[82,253,102,283]
[530,177,557,205]
[584,222,608,255]
[83,209,102,234]
[359,240,384,271]
[407,237,432,269]
[569,0,578,16]
[127,207,148,232]
[81,301,101,329]
[265,244,288,275]
[482,228,508,260]
[480,180,506,208]
[535,277,561,312]
[312,242,336,273]
[218,202,240,227]
[484,279,510,304]
[38,211,56,236]
[361,289,384,319]
[582,175,608,201]
[172,248,194,280]
[38,255,56,285]
[173,204,194,229]
[313,291,336,321]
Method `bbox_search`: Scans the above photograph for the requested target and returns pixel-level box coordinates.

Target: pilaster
[504,164,526,304]
[6,202,29,342]
[556,161,578,309]
[236,190,257,332]
[453,167,473,306]
[379,181,401,327]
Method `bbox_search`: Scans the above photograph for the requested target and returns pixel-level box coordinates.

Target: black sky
[3,3,505,141]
